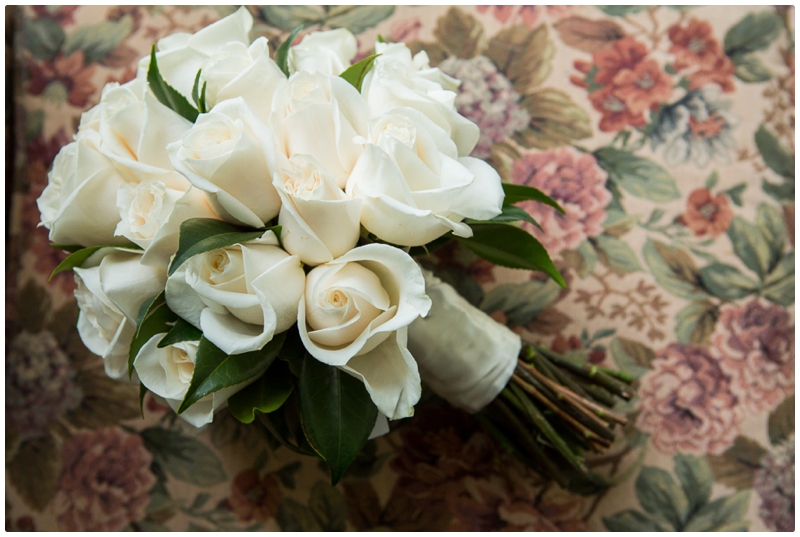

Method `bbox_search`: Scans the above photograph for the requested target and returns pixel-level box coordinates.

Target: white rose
[298,244,432,419]
[288,28,357,76]
[115,182,220,269]
[139,6,253,99]
[165,230,305,355]
[362,42,479,157]
[274,154,362,266]
[271,71,368,188]
[346,107,504,246]
[81,78,192,181]
[168,98,281,228]
[407,270,521,413]
[199,37,285,123]
[134,336,243,427]
[38,132,130,247]
[73,249,167,379]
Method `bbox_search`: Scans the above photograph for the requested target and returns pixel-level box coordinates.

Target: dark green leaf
[309,480,347,531]
[168,218,271,276]
[727,216,772,278]
[762,177,794,202]
[768,395,794,446]
[199,81,207,113]
[277,498,321,531]
[674,454,713,516]
[62,16,133,63]
[707,436,767,490]
[699,263,760,300]
[275,26,303,77]
[50,244,141,280]
[755,124,794,178]
[273,461,302,489]
[467,205,542,230]
[455,224,565,287]
[228,360,294,424]
[178,333,286,413]
[757,202,787,271]
[683,491,750,531]
[299,355,378,485]
[642,239,709,300]
[129,292,177,379]
[675,300,719,346]
[593,234,643,273]
[7,435,60,511]
[141,427,227,486]
[339,53,380,92]
[433,7,484,59]
[501,183,565,213]
[762,265,794,306]
[480,278,562,326]
[733,54,773,82]
[723,182,747,206]
[724,11,782,56]
[48,243,84,253]
[147,44,199,122]
[191,69,202,108]
[635,466,689,530]
[609,337,655,378]
[157,317,202,348]
[595,147,680,202]
[23,17,65,61]
[603,510,669,531]
[514,89,593,148]
[597,5,649,16]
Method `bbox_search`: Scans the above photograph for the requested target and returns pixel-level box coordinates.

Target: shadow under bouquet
[38,7,633,489]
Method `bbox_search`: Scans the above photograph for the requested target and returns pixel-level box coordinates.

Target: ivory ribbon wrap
[407,270,521,413]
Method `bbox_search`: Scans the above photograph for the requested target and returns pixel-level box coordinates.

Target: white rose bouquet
[39,8,633,488]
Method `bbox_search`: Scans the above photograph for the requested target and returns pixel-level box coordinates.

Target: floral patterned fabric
[6,5,794,531]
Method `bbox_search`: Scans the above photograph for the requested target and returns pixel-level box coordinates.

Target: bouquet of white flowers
[39,8,633,488]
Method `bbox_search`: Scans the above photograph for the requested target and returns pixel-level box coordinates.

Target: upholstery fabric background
[5,5,794,531]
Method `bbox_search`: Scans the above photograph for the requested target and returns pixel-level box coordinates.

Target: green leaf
[755,124,794,178]
[593,234,643,273]
[261,6,323,32]
[467,205,542,230]
[157,317,202,348]
[768,395,794,446]
[275,26,303,77]
[49,244,141,280]
[277,498,321,531]
[325,6,396,35]
[128,292,177,378]
[433,7,484,59]
[48,243,84,253]
[562,240,598,278]
[602,208,640,237]
[724,11,782,56]
[635,466,689,530]
[757,202,787,271]
[308,480,347,531]
[704,171,719,190]
[22,17,66,61]
[643,239,709,300]
[514,89,593,148]
[674,455,713,516]
[480,278,562,326]
[733,54,773,82]
[723,182,747,206]
[727,216,772,279]
[501,183,565,213]
[299,355,378,485]
[603,510,669,532]
[339,53,380,92]
[486,24,554,94]
[141,427,227,486]
[168,218,270,276]
[7,435,60,511]
[594,147,680,202]
[228,360,294,424]
[707,436,767,490]
[455,224,565,287]
[147,44,199,123]
[609,337,655,378]
[675,300,719,346]
[683,491,750,531]
[178,333,286,413]
[762,177,794,202]
[597,5,649,17]
[191,69,202,109]
[62,16,133,63]
[699,263,760,300]
[762,252,794,306]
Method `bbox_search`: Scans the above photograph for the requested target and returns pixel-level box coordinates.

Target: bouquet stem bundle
[480,344,634,489]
